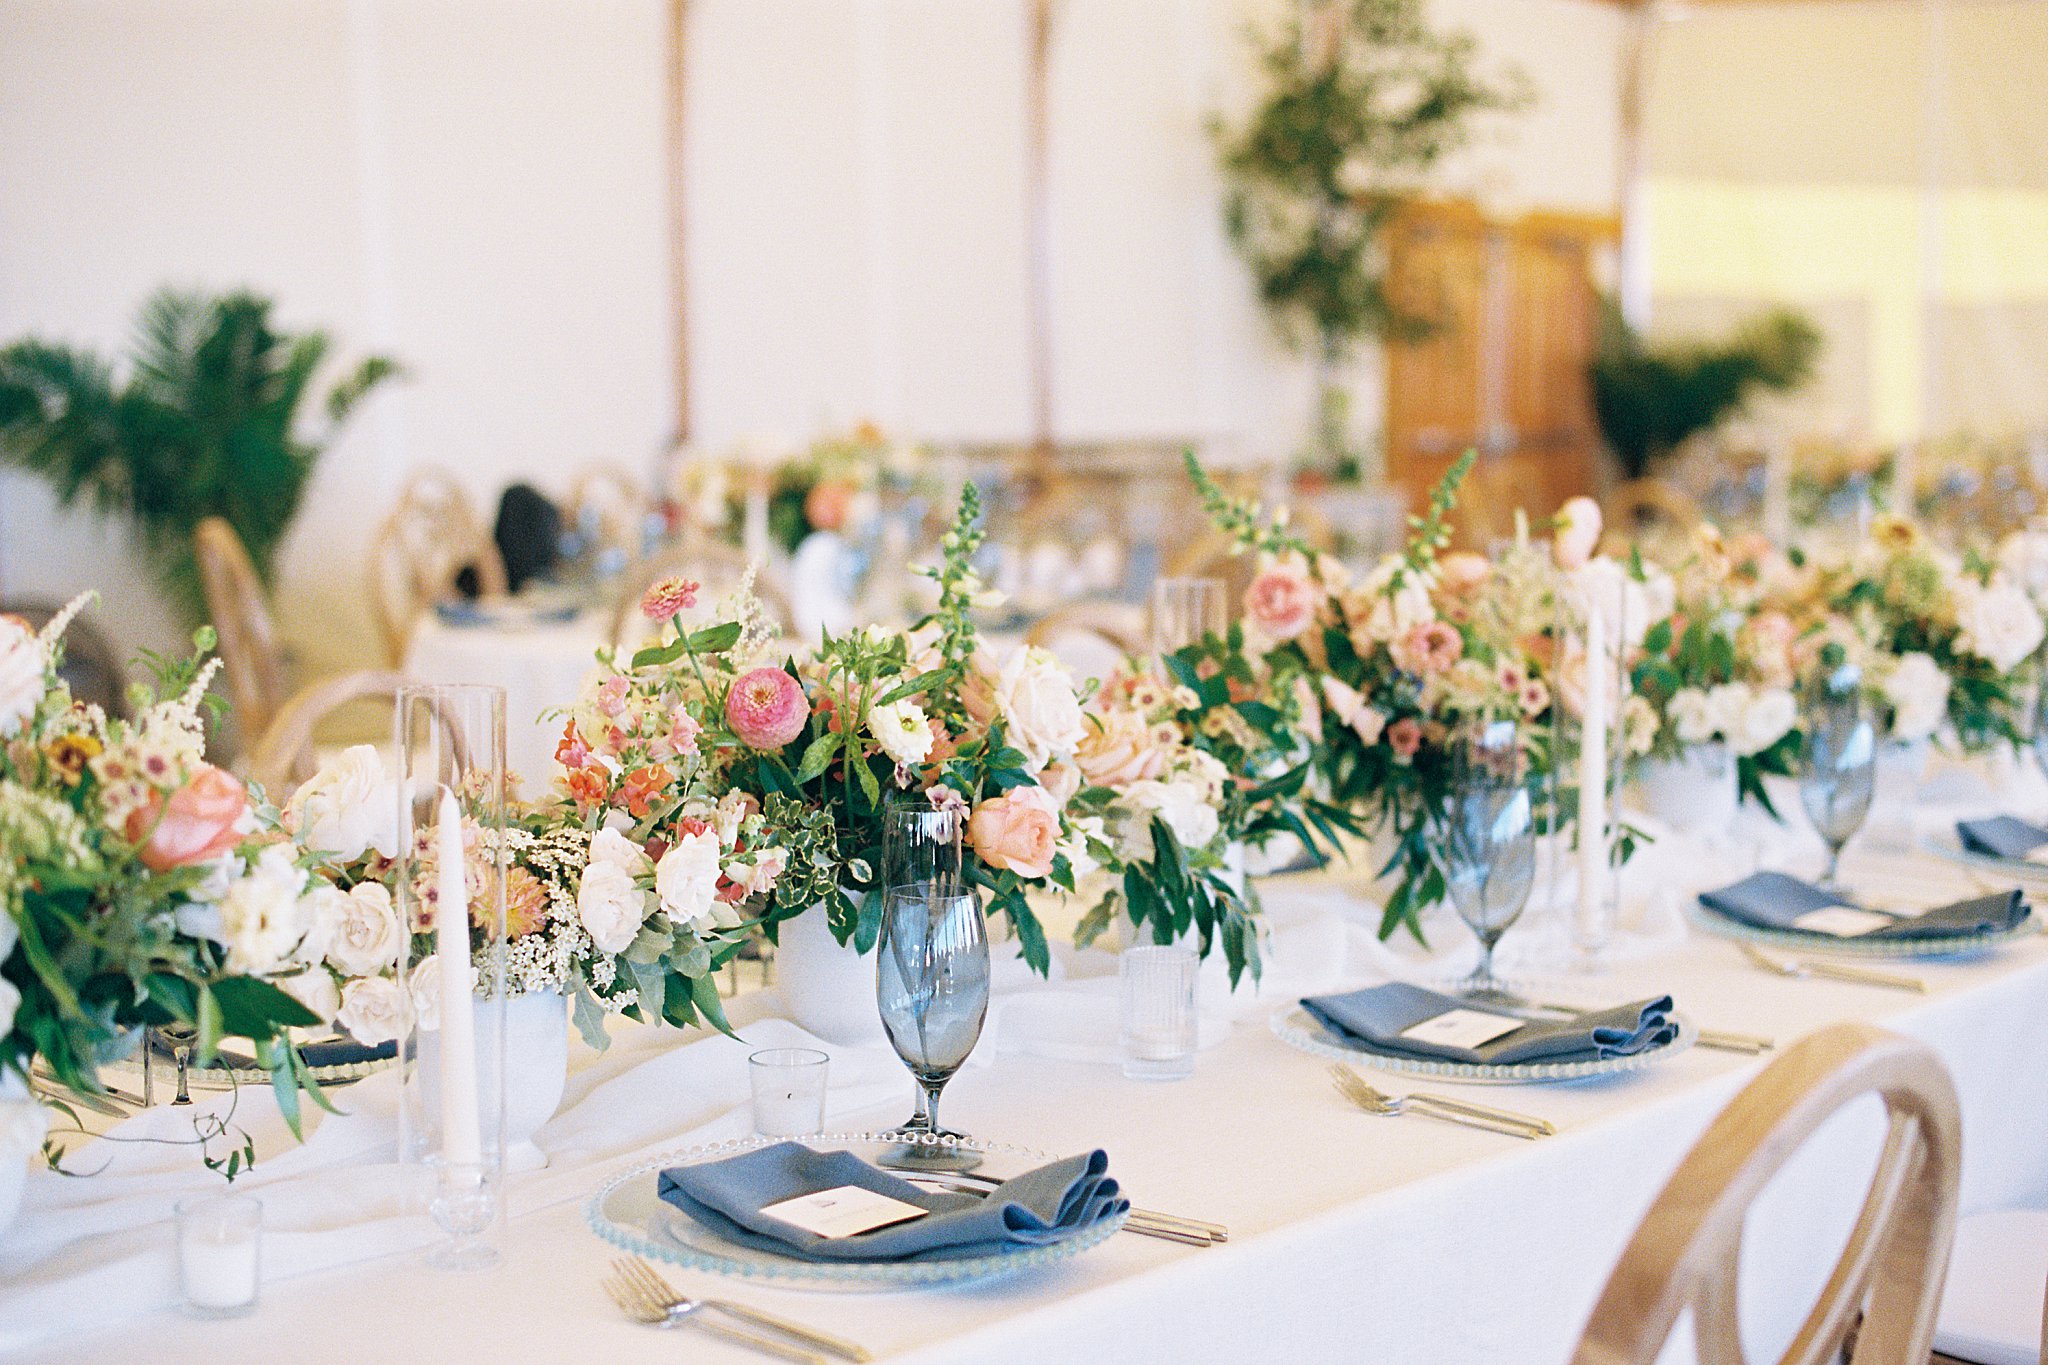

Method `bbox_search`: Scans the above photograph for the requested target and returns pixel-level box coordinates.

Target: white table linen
[7,798,2048,1363]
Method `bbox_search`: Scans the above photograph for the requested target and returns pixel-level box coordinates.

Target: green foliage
[0,288,400,622]
[1589,298,1822,480]
[1213,0,1529,361]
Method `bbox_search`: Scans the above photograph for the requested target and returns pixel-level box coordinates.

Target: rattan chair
[1572,1022,1960,1365]
[245,669,410,796]
[609,542,792,649]
[194,517,292,742]
[370,469,508,664]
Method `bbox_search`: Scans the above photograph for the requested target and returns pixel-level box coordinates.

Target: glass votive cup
[749,1048,830,1137]
[175,1192,262,1318]
[1120,944,1198,1081]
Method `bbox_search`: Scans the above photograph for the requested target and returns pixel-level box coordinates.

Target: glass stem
[1824,842,1842,887]
[920,1079,947,1137]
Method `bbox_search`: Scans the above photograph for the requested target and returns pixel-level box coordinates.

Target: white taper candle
[1575,603,1610,946]
[435,786,482,1168]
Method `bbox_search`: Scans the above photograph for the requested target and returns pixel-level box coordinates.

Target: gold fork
[602,1260,826,1363]
[1739,943,1926,993]
[1328,1064,1555,1138]
[613,1257,872,1362]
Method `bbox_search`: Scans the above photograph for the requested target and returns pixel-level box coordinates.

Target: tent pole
[1616,4,1660,334]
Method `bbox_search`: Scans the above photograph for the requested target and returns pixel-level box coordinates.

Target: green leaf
[794,731,841,784]
[631,637,688,670]
[211,976,320,1039]
[571,987,613,1052]
[683,621,744,654]
[688,972,739,1039]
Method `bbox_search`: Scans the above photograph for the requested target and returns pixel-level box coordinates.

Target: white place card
[1401,1008,1526,1050]
[759,1186,930,1240]
[1791,906,1895,938]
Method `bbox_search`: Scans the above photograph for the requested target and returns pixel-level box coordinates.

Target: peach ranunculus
[1074,708,1165,789]
[1552,497,1603,570]
[967,786,1061,880]
[125,764,248,871]
[1242,559,1320,642]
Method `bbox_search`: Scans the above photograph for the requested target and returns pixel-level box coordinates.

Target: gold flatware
[603,1258,832,1363]
[909,1168,1226,1246]
[1474,994,1770,1057]
[1328,1064,1555,1138]
[1696,1029,1775,1055]
[1739,943,1926,993]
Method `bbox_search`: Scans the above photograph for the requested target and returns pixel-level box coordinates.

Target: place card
[1791,905,1895,938]
[760,1186,930,1240]
[1401,1008,1526,1049]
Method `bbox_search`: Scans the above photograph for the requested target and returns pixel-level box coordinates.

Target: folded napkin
[657,1142,1127,1262]
[1299,982,1676,1066]
[1699,871,2026,940]
[1957,816,2048,862]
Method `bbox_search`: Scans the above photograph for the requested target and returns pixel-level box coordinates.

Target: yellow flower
[43,731,102,784]
[1871,514,1921,555]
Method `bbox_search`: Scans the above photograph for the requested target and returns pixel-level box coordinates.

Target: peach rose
[804,479,858,532]
[1242,561,1320,642]
[967,787,1060,880]
[1074,708,1165,789]
[126,764,247,871]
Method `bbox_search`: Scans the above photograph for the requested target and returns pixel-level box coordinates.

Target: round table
[403,611,610,793]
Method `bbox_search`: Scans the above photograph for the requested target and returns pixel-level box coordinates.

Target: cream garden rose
[314,880,402,976]
[0,616,46,739]
[972,646,1086,772]
[336,976,405,1046]
[655,828,725,931]
[285,744,404,864]
[1955,576,2046,675]
[577,858,648,953]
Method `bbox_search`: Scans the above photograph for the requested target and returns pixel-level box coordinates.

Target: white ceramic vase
[0,1068,47,1246]
[419,988,567,1173]
[1634,743,1740,835]
[774,904,886,1047]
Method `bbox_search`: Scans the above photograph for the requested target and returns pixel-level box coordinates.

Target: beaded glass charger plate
[105,1035,395,1090]
[1921,830,2048,884]
[587,1131,1127,1292]
[1688,900,2038,960]
[1269,1005,1697,1085]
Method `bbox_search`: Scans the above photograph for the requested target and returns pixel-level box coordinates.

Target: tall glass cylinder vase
[1560,566,1633,967]
[1151,576,1227,662]
[394,684,509,1271]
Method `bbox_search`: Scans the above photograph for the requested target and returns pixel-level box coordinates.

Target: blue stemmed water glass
[1444,717,1538,996]
[876,885,989,1144]
[1799,676,1877,892]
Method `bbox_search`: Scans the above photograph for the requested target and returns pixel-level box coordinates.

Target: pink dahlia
[639,575,701,623]
[725,667,808,750]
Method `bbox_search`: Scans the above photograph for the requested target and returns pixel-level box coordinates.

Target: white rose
[1732,687,1797,757]
[587,826,650,873]
[0,976,19,1038]
[1667,688,1716,746]
[1705,683,1754,745]
[1997,530,2048,605]
[867,694,934,768]
[316,882,402,977]
[654,829,724,931]
[284,745,403,864]
[985,647,1087,772]
[217,844,314,976]
[577,858,649,954]
[408,956,449,1031]
[1881,652,1951,742]
[0,618,46,739]
[1117,779,1221,862]
[1957,577,2045,674]
[336,976,405,1045]
[279,968,340,1022]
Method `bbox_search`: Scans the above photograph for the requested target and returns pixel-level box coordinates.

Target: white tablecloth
[7,797,2048,1363]
[402,613,609,793]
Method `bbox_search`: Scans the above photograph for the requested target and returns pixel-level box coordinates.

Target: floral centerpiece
[1,598,337,1132]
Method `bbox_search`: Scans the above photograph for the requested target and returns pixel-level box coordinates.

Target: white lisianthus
[867,694,934,767]
[216,843,314,976]
[280,968,340,1023]
[1881,652,1952,742]
[1058,814,1105,882]
[1731,687,1797,757]
[984,647,1087,772]
[0,617,46,739]
[1956,577,2046,674]
[284,745,404,864]
[655,829,725,931]
[316,881,402,977]
[1667,687,1717,746]
[587,825,650,873]
[1116,778,1222,862]
[577,858,649,953]
[336,976,405,1045]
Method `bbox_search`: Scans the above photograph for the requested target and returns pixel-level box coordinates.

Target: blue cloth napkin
[1957,816,2048,862]
[1299,981,1676,1065]
[1699,871,2026,940]
[657,1142,1127,1262]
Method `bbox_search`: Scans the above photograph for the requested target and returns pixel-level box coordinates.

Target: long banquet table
[7,788,2048,1364]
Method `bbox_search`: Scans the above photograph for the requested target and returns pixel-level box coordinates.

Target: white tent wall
[1640,0,2048,447]
[0,0,1624,676]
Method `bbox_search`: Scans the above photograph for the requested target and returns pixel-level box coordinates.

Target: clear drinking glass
[879,798,963,1132]
[1119,944,1198,1081]
[1150,576,1227,659]
[2031,660,2048,790]
[748,1048,830,1137]
[875,886,989,1141]
[175,1192,262,1318]
[1444,717,1538,994]
[1799,675,1877,891]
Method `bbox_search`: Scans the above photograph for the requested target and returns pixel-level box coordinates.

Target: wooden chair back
[1023,601,1144,672]
[568,464,652,563]
[194,517,291,740]
[245,669,410,796]
[370,470,509,663]
[610,542,792,649]
[1573,1022,1960,1365]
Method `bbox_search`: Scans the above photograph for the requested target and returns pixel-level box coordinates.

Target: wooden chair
[194,517,292,742]
[609,542,792,649]
[1572,1022,1960,1365]
[1024,601,1144,679]
[3,599,128,720]
[245,669,410,796]
[370,470,508,664]
[567,464,652,565]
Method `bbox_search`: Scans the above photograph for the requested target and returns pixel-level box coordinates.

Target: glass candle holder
[749,1048,830,1137]
[176,1193,261,1318]
[1119,944,1197,1081]
[1150,576,1227,660]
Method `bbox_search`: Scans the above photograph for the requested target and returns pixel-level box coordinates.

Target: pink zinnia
[640,575,701,623]
[725,667,808,750]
